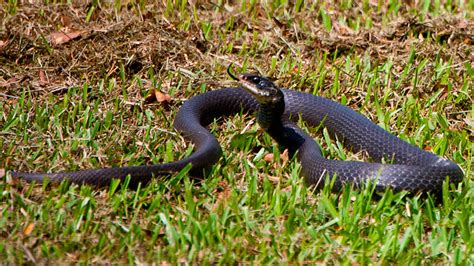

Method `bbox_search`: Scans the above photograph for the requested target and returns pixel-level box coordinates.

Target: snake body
[10,85,463,192]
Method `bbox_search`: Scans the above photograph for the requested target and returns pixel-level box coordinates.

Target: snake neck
[257,100,284,130]
[257,99,305,156]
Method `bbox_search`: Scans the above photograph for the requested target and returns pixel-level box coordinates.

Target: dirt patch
[0,4,206,94]
[1,3,472,96]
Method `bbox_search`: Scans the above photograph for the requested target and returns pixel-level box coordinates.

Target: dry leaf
[61,15,72,27]
[49,30,83,45]
[145,89,172,104]
[39,70,48,85]
[267,175,280,183]
[23,223,35,235]
[263,149,289,163]
[155,90,172,103]
[216,182,231,202]
[212,181,231,211]
[280,149,289,163]
[263,153,274,163]
[0,169,5,177]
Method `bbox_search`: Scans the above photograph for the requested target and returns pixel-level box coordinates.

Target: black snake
[8,71,464,193]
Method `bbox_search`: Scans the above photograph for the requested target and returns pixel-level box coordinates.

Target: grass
[1,0,473,264]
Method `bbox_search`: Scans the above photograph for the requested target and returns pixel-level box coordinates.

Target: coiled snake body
[9,74,464,193]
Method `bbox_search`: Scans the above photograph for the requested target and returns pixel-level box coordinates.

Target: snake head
[227,64,283,104]
[238,74,283,104]
[234,73,283,104]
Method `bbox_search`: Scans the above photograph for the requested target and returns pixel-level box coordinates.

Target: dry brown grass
[1,3,472,95]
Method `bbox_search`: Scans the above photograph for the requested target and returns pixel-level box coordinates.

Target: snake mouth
[238,77,269,98]
[227,64,269,99]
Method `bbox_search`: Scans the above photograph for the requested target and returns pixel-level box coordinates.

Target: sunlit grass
[0,1,472,264]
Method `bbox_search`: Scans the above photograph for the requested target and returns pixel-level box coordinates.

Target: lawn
[0,1,473,264]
